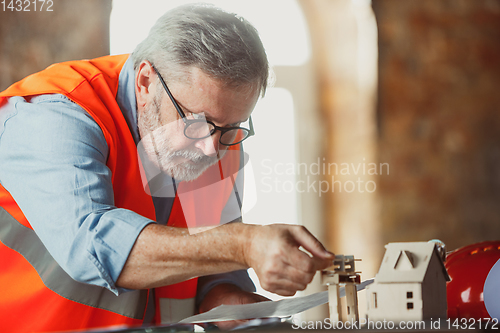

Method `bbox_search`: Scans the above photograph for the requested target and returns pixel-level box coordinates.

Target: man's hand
[244,224,335,296]
[198,283,270,330]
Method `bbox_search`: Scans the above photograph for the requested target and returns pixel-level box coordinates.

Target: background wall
[372,0,500,251]
[0,0,111,91]
[300,0,381,293]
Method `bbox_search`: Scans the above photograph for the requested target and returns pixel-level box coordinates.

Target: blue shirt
[0,57,254,299]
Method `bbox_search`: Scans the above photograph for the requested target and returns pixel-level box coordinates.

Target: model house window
[373,292,378,308]
[407,302,414,310]
[407,291,413,299]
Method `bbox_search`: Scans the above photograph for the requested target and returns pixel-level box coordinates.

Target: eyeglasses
[151,64,255,146]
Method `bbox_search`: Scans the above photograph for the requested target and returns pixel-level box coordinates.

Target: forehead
[166,66,260,124]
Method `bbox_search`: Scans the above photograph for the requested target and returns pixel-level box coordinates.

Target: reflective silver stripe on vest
[158,297,196,323]
[0,207,147,319]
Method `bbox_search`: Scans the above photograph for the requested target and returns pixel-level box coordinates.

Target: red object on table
[446,241,500,319]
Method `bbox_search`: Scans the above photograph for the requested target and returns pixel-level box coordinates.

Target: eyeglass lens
[184,121,249,145]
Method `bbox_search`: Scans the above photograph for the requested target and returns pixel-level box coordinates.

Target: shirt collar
[116,56,140,145]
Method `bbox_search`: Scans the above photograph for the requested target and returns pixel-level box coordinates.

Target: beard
[137,95,220,182]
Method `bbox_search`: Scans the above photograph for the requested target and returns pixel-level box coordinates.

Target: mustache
[167,149,219,164]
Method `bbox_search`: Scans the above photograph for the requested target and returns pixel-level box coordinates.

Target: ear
[135,61,155,109]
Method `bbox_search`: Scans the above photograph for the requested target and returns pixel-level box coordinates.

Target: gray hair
[131,3,269,96]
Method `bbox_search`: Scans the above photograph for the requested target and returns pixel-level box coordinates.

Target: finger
[261,276,308,295]
[282,252,327,288]
[277,254,323,286]
[311,255,335,271]
[273,289,297,297]
[264,257,316,285]
[284,247,317,272]
[289,226,335,259]
[282,265,316,286]
[283,247,334,280]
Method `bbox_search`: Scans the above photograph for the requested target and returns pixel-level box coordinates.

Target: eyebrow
[177,102,248,127]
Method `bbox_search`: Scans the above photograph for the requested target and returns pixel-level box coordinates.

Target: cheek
[166,126,197,150]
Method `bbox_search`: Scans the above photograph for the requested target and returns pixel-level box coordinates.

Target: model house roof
[375,242,450,283]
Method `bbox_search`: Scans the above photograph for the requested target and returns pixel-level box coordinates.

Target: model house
[366,242,449,322]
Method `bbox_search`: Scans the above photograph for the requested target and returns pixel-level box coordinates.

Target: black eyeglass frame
[151,63,255,147]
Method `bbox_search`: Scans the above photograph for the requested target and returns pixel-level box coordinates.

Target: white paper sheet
[179,278,374,323]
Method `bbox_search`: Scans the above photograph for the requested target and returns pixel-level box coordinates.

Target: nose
[194,131,221,157]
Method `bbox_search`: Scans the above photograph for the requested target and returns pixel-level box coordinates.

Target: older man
[0,4,333,332]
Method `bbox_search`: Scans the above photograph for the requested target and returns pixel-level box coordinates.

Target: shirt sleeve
[0,94,153,295]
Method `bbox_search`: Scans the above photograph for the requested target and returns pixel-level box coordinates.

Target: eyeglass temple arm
[150,63,187,123]
[249,116,255,136]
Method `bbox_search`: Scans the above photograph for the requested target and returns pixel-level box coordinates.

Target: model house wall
[366,242,449,322]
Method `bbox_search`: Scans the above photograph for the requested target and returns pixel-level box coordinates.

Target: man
[0,4,334,332]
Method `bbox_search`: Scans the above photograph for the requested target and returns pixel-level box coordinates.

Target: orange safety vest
[0,55,242,333]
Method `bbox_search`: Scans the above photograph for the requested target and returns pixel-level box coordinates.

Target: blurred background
[1,0,499,321]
